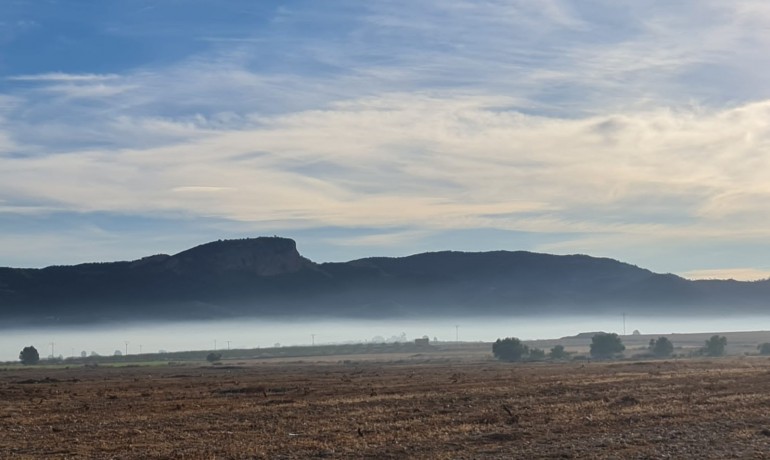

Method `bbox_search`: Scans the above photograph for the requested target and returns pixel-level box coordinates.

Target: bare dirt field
[3,347,770,459]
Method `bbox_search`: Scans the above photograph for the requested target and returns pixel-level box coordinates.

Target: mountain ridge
[0,236,768,325]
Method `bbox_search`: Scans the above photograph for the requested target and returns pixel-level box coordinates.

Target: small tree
[19,346,40,365]
[206,352,222,363]
[590,333,625,359]
[649,337,674,357]
[758,343,770,355]
[549,344,569,360]
[492,337,529,362]
[703,335,727,356]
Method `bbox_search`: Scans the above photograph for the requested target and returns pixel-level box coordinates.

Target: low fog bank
[4,314,770,362]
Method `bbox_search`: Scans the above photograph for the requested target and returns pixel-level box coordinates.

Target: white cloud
[7,73,120,82]
[42,83,137,99]
[326,229,435,249]
[172,186,234,193]
[0,132,15,154]
[682,268,770,282]
[2,94,770,241]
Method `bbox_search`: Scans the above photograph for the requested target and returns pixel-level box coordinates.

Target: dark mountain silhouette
[0,236,768,325]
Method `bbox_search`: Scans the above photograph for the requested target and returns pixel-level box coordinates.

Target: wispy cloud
[7,73,120,82]
[326,229,436,249]
[42,83,137,99]
[2,95,769,237]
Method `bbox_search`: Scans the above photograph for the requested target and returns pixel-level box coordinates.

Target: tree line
[492,333,747,362]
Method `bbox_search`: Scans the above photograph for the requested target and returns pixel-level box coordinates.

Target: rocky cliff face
[163,237,311,276]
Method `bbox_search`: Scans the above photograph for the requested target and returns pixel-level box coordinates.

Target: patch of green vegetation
[3,342,433,367]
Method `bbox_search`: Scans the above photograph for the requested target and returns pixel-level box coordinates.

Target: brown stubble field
[3,353,770,459]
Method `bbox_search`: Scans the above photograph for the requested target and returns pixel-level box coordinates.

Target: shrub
[206,352,223,363]
[19,346,40,365]
[590,333,625,359]
[758,343,770,355]
[549,344,569,360]
[648,337,674,358]
[492,337,529,362]
[703,335,727,356]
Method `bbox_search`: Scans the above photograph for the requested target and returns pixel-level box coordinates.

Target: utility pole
[226,341,231,351]
[622,313,627,336]
[124,341,129,356]
[50,342,55,359]
[311,334,316,346]
[139,344,143,355]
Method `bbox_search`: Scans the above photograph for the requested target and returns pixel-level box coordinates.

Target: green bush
[648,337,674,357]
[703,335,727,356]
[590,333,625,359]
[19,346,40,365]
[492,337,529,362]
[758,343,770,355]
[549,344,569,360]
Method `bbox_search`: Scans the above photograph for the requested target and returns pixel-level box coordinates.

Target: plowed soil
[3,355,770,459]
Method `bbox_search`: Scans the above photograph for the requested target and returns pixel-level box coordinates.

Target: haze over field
[2,1,770,281]
[4,315,770,363]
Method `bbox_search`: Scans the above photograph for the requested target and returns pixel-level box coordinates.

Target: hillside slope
[0,237,768,324]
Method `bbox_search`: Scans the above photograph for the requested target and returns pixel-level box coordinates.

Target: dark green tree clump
[492,337,547,362]
[589,333,625,359]
[648,337,674,357]
[19,346,40,365]
[703,335,727,356]
[206,352,223,363]
[549,344,569,360]
[758,343,770,355]
[493,337,529,362]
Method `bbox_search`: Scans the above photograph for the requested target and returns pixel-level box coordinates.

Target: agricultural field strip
[2,359,770,458]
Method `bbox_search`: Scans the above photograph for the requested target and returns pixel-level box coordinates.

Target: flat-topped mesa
[165,237,311,276]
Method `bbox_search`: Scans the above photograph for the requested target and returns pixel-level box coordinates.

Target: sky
[1,1,770,280]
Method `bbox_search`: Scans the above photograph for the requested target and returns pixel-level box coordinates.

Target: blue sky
[2,1,770,280]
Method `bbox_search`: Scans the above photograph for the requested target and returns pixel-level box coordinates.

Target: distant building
[415,337,430,346]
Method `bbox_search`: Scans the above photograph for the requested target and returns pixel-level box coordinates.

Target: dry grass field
[3,345,770,458]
